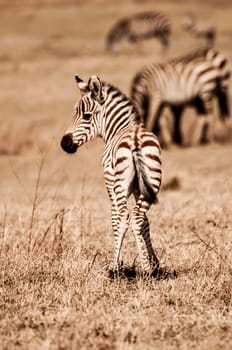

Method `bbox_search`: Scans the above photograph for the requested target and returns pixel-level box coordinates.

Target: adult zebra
[61,75,162,276]
[170,47,231,119]
[130,49,230,146]
[106,11,171,53]
[182,13,216,47]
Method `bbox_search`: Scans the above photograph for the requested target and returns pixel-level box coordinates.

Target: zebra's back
[131,58,220,114]
[106,11,171,52]
[128,12,170,40]
[168,47,231,117]
[169,47,230,81]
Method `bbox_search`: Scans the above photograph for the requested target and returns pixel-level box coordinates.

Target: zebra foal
[61,75,162,276]
[106,11,171,53]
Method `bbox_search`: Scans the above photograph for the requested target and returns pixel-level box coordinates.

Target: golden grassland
[0,1,232,349]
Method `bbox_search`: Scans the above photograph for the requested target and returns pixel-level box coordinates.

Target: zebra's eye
[83,113,92,120]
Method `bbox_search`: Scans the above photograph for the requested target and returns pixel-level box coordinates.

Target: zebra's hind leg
[191,97,214,145]
[190,115,213,145]
[108,202,130,278]
[105,183,129,278]
[131,195,159,275]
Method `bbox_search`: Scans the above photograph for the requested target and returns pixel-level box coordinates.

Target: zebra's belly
[163,85,196,105]
[164,92,191,105]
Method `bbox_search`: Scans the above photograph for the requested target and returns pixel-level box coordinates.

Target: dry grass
[1,144,232,349]
[0,1,232,349]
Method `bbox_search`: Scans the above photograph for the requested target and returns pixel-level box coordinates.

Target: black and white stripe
[106,11,171,53]
[130,49,230,146]
[61,75,162,275]
[182,13,216,47]
[170,47,231,118]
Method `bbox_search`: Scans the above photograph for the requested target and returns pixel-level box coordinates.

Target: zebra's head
[182,13,196,30]
[61,75,105,154]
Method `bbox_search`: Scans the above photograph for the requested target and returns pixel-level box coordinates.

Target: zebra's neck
[99,83,138,144]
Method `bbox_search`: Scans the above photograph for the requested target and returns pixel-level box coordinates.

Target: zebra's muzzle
[60,133,78,154]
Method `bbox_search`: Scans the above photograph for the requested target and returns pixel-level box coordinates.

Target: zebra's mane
[103,81,141,123]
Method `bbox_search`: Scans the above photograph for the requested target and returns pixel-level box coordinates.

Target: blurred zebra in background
[130,48,230,146]
[170,47,231,118]
[106,11,171,53]
[182,13,216,47]
[61,75,162,276]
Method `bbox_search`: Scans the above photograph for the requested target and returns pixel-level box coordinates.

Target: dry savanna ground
[0,1,232,349]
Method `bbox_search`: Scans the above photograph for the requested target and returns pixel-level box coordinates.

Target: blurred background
[0,0,231,155]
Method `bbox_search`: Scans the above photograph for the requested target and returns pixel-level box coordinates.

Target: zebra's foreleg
[171,105,184,145]
[145,95,162,134]
[201,97,214,144]
[131,196,159,273]
[191,97,213,145]
[160,33,169,56]
[158,113,173,148]
[189,115,209,146]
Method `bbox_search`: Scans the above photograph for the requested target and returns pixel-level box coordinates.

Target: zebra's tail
[132,148,159,204]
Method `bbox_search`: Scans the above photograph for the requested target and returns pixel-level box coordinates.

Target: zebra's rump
[113,125,162,202]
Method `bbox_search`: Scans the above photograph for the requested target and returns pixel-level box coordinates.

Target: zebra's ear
[88,75,105,104]
[75,75,90,95]
[75,75,83,83]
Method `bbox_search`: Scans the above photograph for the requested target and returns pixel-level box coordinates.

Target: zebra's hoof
[108,260,124,279]
[108,263,137,280]
[122,266,137,279]
[152,267,177,280]
[108,268,121,280]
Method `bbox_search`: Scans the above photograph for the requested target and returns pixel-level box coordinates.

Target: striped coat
[130,49,230,146]
[169,47,231,118]
[61,75,162,276]
[106,11,171,53]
